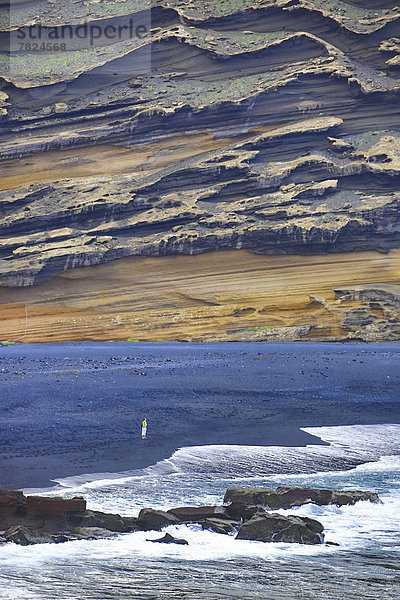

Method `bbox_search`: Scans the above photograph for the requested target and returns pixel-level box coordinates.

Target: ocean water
[1,424,399,599]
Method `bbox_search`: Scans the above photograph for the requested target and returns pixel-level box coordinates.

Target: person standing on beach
[141,417,147,439]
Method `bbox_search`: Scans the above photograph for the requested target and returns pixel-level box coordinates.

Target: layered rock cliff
[0,0,399,341]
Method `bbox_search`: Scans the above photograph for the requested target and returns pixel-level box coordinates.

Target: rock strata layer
[1,250,400,343]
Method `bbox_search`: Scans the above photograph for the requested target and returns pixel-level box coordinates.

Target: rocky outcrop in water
[150,532,189,545]
[137,508,180,529]
[0,486,381,546]
[224,486,381,508]
[1,0,400,295]
[0,490,140,544]
[236,513,324,544]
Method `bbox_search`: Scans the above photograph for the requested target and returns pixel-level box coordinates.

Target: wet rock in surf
[137,508,180,530]
[71,527,118,540]
[149,533,189,545]
[167,506,231,522]
[236,513,324,545]
[0,489,141,545]
[0,492,87,532]
[327,489,381,506]
[325,541,341,547]
[201,518,239,534]
[225,501,268,522]
[68,509,140,533]
[0,488,375,547]
[2,525,67,546]
[224,486,380,509]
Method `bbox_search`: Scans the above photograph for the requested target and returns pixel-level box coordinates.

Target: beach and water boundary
[1,341,399,491]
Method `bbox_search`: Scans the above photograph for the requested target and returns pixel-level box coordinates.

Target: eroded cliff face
[1,250,400,343]
[0,0,399,341]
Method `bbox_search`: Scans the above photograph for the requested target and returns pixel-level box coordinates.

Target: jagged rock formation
[235,512,324,544]
[223,486,381,508]
[1,0,400,341]
[1,486,380,546]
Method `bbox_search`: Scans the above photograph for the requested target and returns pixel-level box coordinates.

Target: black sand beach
[1,342,400,490]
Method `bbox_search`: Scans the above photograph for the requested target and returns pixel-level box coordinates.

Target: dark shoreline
[1,342,399,490]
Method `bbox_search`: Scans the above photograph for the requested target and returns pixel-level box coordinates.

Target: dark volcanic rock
[168,506,230,522]
[71,527,118,540]
[26,495,86,516]
[0,493,87,532]
[0,490,26,516]
[225,501,267,522]
[224,486,380,508]
[0,488,378,546]
[2,525,62,546]
[67,510,140,533]
[0,490,140,545]
[328,489,381,507]
[236,513,324,544]
[147,533,189,546]
[149,532,189,545]
[137,508,180,530]
[201,518,239,534]
[325,541,341,547]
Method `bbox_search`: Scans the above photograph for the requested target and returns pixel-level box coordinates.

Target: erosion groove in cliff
[0,0,399,341]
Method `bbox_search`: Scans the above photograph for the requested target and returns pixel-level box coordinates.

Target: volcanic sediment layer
[0,0,400,341]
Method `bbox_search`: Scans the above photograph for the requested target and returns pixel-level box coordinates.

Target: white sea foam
[284,490,400,550]
[0,589,42,600]
[349,454,400,473]
[38,423,400,498]
[302,424,400,457]
[0,523,332,569]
